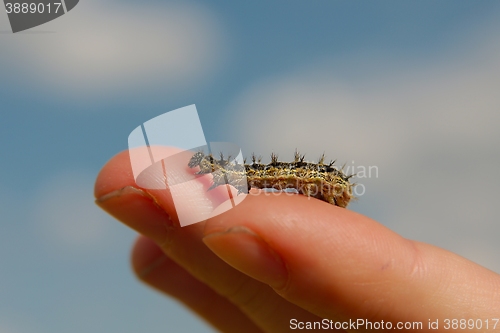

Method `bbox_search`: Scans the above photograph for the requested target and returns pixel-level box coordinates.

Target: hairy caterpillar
[188,151,354,208]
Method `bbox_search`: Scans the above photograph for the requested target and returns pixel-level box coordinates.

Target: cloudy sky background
[1,1,500,332]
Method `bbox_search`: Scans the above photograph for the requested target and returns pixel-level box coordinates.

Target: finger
[131,235,263,333]
[95,150,326,333]
[202,193,500,328]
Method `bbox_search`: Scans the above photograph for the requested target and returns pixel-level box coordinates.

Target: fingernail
[96,186,174,242]
[203,226,288,288]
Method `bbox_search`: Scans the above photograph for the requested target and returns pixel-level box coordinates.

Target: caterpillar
[188,151,354,208]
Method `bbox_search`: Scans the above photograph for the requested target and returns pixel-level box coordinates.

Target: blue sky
[1,1,500,332]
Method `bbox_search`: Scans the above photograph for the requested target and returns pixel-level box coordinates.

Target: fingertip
[131,236,167,279]
[129,238,266,333]
[94,147,229,229]
[95,185,173,242]
[94,150,135,199]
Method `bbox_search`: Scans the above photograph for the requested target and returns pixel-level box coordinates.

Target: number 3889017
[5,2,62,14]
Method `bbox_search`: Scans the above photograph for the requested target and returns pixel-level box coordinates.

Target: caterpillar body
[188,151,354,208]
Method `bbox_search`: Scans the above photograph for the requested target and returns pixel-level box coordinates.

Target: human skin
[95,149,500,332]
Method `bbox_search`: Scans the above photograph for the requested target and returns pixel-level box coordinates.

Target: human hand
[95,149,500,332]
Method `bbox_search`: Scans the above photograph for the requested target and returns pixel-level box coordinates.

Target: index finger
[202,193,500,329]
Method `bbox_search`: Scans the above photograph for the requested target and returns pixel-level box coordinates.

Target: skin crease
[95,149,500,332]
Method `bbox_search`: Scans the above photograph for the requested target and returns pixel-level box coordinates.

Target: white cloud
[226,23,500,272]
[0,0,226,100]
[32,170,119,256]
[228,40,500,166]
